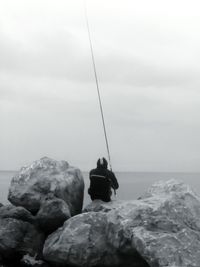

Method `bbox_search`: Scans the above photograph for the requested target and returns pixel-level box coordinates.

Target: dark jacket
[88,167,119,202]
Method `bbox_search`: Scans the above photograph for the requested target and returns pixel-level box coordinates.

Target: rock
[43,212,121,267]
[83,199,121,213]
[0,204,45,264]
[129,180,200,267]
[21,254,49,267]
[44,211,149,267]
[0,205,34,223]
[8,157,84,215]
[36,198,71,234]
[0,218,45,261]
[44,179,200,267]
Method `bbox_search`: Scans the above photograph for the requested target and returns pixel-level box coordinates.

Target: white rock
[43,179,200,267]
[8,157,84,216]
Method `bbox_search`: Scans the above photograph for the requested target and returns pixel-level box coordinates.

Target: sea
[1,171,200,208]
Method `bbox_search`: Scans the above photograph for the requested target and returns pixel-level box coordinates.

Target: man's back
[88,158,119,202]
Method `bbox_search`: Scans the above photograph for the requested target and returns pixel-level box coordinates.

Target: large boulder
[8,157,84,216]
[0,218,44,259]
[43,212,115,266]
[35,198,71,234]
[43,212,148,267]
[83,199,121,213]
[0,205,45,263]
[43,179,200,267]
[0,204,34,223]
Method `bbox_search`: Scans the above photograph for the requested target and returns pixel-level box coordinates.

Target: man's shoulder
[89,168,115,177]
[106,169,115,177]
[89,168,97,175]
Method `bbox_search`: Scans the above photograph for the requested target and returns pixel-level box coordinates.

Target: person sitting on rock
[88,157,119,202]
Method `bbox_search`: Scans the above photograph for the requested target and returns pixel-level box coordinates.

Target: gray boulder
[43,179,200,267]
[0,217,44,261]
[21,254,49,267]
[43,212,117,266]
[8,157,84,216]
[43,212,147,267]
[0,205,45,264]
[0,204,34,223]
[36,197,71,234]
[83,199,121,213]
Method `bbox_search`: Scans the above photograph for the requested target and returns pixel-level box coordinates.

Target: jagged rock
[0,218,45,261]
[36,198,71,234]
[83,199,122,213]
[43,212,110,266]
[8,157,84,216]
[43,179,200,267]
[0,205,34,223]
[21,254,49,267]
[43,212,147,267]
[0,204,45,264]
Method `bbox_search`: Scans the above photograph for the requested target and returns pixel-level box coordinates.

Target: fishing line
[84,0,113,171]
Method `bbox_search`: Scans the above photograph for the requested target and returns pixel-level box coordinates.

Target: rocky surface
[0,205,34,223]
[8,157,84,216]
[0,217,44,262]
[43,179,200,267]
[43,210,149,267]
[36,198,71,234]
[21,254,49,267]
[3,161,200,267]
[1,157,85,267]
[0,204,44,262]
[83,199,122,213]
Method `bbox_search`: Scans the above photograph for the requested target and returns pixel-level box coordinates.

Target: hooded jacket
[88,158,119,201]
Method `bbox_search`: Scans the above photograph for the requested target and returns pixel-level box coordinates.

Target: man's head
[97,157,108,169]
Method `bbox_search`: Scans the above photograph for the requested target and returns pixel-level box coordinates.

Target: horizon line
[1,169,200,174]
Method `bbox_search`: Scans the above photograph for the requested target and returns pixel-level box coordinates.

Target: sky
[1,0,200,171]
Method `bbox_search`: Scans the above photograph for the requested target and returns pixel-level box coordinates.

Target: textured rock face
[36,198,71,234]
[83,199,121,213]
[130,180,200,267]
[0,205,34,223]
[0,205,45,264]
[44,180,200,267]
[0,217,44,261]
[43,211,149,267]
[8,157,84,216]
[21,254,49,267]
[43,212,119,266]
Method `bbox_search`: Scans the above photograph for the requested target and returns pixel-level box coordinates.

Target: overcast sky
[1,0,200,171]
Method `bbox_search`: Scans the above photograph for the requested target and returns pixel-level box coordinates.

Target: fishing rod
[84,0,113,172]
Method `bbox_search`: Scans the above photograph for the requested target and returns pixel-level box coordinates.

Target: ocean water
[1,171,200,208]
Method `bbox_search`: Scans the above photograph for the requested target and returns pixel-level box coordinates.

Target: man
[88,157,119,202]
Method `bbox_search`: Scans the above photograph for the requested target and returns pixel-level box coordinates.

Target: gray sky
[1,0,200,171]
